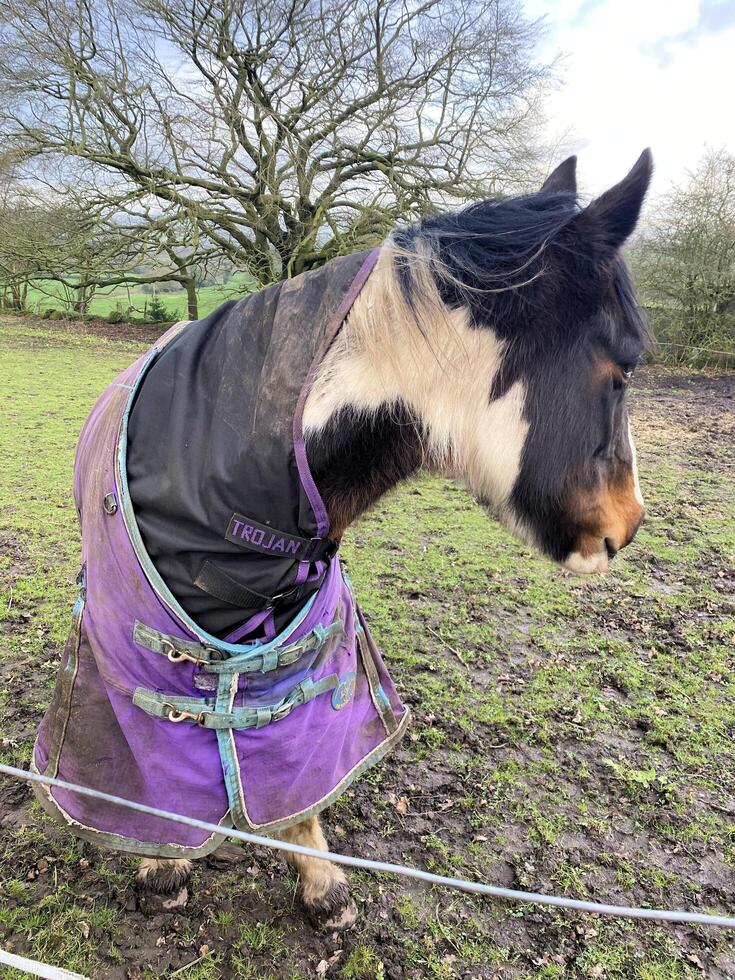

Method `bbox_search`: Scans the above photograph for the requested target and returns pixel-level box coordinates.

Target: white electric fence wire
[2,763,735,928]
[653,341,735,358]
[0,947,88,979]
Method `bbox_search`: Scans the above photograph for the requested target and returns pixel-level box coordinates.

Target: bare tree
[0,0,553,284]
[635,148,735,362]
[0,168,220,318]
[52,191,226,319]
[0,180,45,309]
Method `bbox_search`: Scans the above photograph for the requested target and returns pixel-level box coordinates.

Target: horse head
[305,151,653,573]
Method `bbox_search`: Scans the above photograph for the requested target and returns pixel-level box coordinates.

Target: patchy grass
[1,317,734,978]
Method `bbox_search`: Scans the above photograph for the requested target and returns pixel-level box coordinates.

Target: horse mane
[391,191,649,352]
[392,191,580,330]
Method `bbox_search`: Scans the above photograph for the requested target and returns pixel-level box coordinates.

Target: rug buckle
[162,640,206,667]
[270,702,294,723]
[165,705,209,725]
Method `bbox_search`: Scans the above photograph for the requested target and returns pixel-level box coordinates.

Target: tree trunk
[184,278,198,320]
[73,281,96,315]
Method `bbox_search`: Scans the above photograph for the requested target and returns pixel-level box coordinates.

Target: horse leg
[280,816,357,930]
[136,857,192,912]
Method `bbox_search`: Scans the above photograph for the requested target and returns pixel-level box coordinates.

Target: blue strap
[133,619,343,674]
[132,673,340,730]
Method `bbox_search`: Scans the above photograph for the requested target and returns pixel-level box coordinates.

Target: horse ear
[575,149,653,252]
[539,155,577,194]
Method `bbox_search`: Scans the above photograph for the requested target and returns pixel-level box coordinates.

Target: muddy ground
[0,317,734,979]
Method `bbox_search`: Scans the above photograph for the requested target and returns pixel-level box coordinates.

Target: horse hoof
[138,886,189,914]
[136,858,192,914]
[321,897,358,932]
[305,880,358,932]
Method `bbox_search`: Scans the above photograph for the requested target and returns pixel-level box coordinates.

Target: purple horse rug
[33,249,409,857]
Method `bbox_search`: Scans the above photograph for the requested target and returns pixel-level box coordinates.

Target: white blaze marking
[628,420,644,507]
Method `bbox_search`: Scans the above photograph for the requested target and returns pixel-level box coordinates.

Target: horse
[35,150,651,931]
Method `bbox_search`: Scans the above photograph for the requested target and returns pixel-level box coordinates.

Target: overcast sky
[523,0,735,200]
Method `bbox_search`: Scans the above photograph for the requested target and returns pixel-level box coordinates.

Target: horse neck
[303,246,513,537]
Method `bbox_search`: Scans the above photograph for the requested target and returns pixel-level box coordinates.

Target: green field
[1,316,734,978]
[24,274,256,321]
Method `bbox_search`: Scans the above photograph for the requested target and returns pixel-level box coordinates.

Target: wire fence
[1,762,734,950]
[653,341,735,360]
[0,947,88,980]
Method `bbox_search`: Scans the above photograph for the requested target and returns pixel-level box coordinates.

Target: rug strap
[132,673,340,730]
[194,559,311,611]
[132,618,343,674]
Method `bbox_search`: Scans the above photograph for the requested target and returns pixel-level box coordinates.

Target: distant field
[25,273,256,320]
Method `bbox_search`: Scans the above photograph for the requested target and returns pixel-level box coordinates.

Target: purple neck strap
[292,247,381,539]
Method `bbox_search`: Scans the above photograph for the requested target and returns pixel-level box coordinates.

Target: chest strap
[132,619,343,673]
[132,674,339,730]
[193,560,316,612]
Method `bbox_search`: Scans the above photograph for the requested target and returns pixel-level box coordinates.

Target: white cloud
[524,0,735,200]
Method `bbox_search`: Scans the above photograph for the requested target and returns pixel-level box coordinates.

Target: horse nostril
[604,538,618,560]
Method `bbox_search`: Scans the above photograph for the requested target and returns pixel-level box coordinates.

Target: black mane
[393,191,649,356]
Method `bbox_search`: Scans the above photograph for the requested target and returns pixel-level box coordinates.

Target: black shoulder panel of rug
[126,252,371,636]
